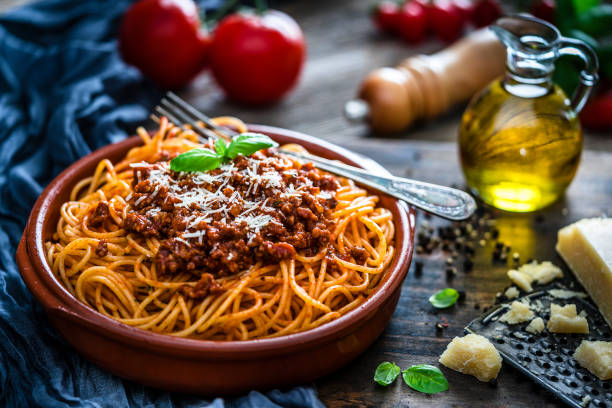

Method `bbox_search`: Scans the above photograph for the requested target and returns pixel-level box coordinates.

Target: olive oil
[458,15,598,212]
[459,79,582,212]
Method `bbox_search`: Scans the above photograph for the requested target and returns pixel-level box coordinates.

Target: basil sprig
[169,147,223,172]
[402,364,449,394]
[429,288,459,309]
[374,362,401,386]
[225,133,278,159]
[170,132,278,172]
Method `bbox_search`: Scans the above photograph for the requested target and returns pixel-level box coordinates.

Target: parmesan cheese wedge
[556,218,612,328]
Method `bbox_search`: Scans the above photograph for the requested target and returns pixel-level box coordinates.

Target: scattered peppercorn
[435,321,448,334]
[414,260,423,276]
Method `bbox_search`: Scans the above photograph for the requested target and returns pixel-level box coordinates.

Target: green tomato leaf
[374,362,401,386]
[573,0,599,15]
[554,56,580,98]
[402,365,449,394]
[429,288,459,309]
[226,132,278,159]
[215,138,227,158]
[169,148,223,172]
[555,0,578,34]
[576,4,612,37]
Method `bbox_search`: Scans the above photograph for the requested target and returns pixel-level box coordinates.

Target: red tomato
[373,1,402,34]
[119,0,210,89]
[530,0,556,24]
[429,0,465,43]
[470,0,502,28]
[209,10,306,105]
[397,1,428,44]
[580,91,612,131]
[453,0,476,21]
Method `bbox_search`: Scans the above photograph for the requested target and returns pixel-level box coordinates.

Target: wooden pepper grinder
[345,28,506,133]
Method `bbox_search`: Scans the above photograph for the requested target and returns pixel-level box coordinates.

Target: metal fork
[153,92,476,221]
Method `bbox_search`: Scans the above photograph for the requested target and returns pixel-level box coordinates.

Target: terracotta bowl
[17,124,415,395]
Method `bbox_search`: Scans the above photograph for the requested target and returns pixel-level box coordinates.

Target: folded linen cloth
[0,1,324,407]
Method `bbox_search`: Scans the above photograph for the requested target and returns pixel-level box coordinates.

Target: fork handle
[387,178,476,220]
[281,150,476,221]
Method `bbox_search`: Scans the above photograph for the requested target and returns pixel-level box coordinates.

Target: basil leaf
[429,288,459,309]
[373,362,400,386]
[402,364,449,394]
[226,132,278,159]
[170,148,223,172]
[215,138,227,158]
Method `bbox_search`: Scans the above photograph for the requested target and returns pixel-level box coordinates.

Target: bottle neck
[502,46,555,98]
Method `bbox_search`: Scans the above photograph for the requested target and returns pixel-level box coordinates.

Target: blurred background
[2,0,608,150]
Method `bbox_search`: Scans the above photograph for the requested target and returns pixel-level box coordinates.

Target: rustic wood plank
[1,0,609,406]
[314,143,611,408]
[183,0,611,152]
[180,0,612,405]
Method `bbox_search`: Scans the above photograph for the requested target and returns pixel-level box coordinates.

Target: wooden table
[182,1,612,407]
[0,0,607,405]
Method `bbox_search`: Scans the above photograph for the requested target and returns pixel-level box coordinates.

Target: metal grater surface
[466,284,612,408]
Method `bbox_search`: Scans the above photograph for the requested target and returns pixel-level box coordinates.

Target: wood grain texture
[314,143,611,408]
[182,0,611,151]
[179,0,612,406]
[1,0,609,405]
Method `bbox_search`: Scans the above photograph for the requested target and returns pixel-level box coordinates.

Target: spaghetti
[45,117,395,340]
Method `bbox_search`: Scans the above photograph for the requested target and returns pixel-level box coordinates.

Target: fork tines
[153,92,236,142]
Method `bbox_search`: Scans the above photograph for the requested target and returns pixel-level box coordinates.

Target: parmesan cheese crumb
[525,317,545,334]
[573,340,612,380]
[439,334,502,382]
[581,395,592,407]
[499,301,534,324]
[547,289,588,299]
[547,303,589,334]
[507,261,563,292]
[504,286,520,299]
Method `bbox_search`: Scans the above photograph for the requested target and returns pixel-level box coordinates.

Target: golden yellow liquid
[459,79,582,212]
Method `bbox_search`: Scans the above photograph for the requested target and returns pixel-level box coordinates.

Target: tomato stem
[255,0,268,15]
[207,0,240,24]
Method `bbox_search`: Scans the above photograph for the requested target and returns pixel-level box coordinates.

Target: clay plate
[17,124,415,395]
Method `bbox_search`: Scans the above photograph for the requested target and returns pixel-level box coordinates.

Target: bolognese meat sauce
[123,150,340,289]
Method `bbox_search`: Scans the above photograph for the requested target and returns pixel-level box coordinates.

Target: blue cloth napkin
[0,1,324,407]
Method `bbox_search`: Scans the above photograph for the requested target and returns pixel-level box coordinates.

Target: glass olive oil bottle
[459,16,598,212]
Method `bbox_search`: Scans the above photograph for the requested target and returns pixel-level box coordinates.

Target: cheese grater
[466,284,612,408]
